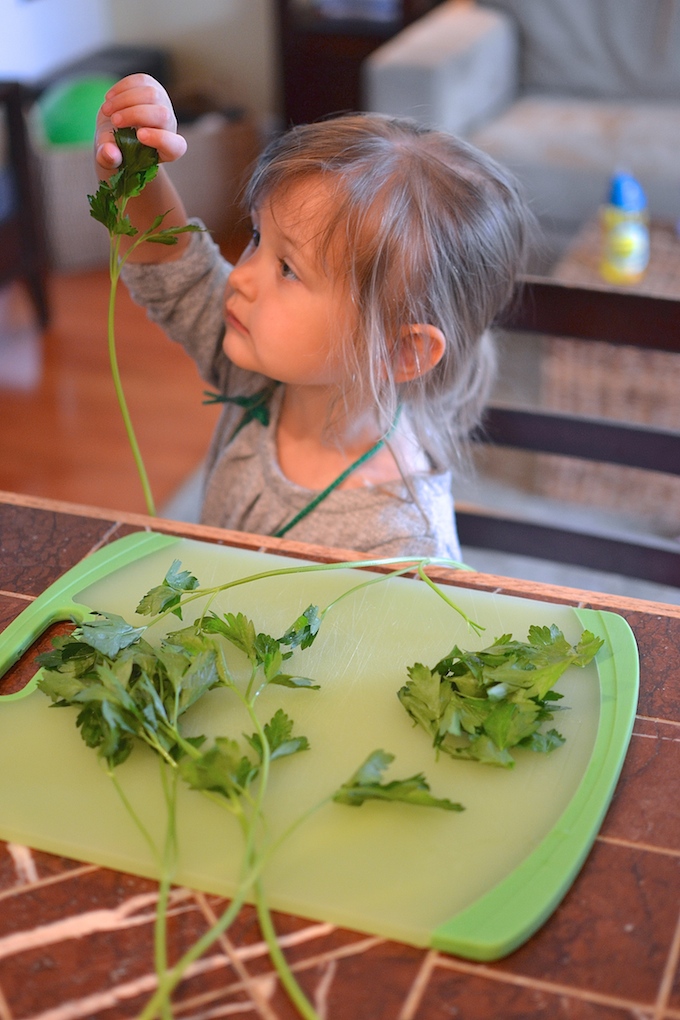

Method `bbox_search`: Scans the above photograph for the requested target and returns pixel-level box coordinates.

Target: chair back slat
[506,277,680,354]
[455,511,680,587]
[478,407,680,476]
[460,278,680,588]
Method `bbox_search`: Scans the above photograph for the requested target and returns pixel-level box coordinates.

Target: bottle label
[600,212,649,284]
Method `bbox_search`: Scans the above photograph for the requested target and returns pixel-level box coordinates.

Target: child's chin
[222,331,251,366]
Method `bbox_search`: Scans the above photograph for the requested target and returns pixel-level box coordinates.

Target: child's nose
[228,244,257,297]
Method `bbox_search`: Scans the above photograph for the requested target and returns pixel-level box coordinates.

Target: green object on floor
[38,75,116,146]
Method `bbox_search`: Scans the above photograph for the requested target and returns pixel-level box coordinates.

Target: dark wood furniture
[1,490,679,1018]
[274,0,443,124]
[456,278,680,587]
[0,81,49,327]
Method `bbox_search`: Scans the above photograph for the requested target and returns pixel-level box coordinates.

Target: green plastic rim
[430,607,638,960]
[0,532,180,699]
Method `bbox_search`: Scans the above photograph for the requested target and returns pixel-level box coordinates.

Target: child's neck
[275,385,425,491]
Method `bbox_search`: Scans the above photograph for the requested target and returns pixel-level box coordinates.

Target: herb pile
[399,625,603,768]
[35,552,603,1017]
[88,129,201,515]
[37,555,472,1020]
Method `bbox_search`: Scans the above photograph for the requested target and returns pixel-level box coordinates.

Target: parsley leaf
[136,560,199,618]
[179,737,248,799]
[333,749,463,811]
[80,611,145,657]
[244,708,311,764]
[280,605,322,650]
[203,611,258,660]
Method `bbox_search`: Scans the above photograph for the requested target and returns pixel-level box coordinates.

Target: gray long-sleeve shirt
[122,226,462,560]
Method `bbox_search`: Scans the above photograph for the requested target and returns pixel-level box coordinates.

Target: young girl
[95,74,533,558]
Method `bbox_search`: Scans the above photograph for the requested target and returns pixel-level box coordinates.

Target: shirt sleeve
[120,221,233,391]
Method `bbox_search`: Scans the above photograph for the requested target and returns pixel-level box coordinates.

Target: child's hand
[95,73,187,177]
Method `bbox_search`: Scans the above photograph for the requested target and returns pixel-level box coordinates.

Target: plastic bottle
[600,172,649,285]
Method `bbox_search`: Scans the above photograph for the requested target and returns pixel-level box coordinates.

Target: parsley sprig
[88,128,202,515]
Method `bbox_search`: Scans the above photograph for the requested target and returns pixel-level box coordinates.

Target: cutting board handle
[0,531,180,698]
[0,597,92,698]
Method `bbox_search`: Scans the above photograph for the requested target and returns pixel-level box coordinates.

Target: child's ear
[394,324,446,383]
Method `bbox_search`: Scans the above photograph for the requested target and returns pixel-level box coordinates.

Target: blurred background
[1,0,679,602]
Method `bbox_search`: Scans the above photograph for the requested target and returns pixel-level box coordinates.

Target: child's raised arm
[94,74,191,262]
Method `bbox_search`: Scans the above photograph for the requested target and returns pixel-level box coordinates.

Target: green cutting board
[0,532,638,960]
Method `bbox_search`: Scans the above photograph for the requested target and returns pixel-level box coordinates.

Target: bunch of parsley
[37,556,464,1020]
[36,553,602,1016]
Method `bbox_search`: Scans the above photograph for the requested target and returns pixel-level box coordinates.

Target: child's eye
[250,227,261,247]
[280,260,298,281]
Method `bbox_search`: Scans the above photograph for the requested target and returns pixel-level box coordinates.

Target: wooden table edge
[2,488,678,620]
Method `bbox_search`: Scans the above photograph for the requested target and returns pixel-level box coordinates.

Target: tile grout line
[632,731,680,744]
[176,996,273,1019]
[6,843,38,884]
[636,715,680,729]
[0,858,100,901]
[193,891,279,1020]
[0,889,195,961]
[312,957,337,1020]
[596,834,680,858]
[434,955,656,1015]
[652,902,680,1020]
[84,521,126,557]
[26,933,386,1020]
[398,950,439,1020]
[0,590,34,602]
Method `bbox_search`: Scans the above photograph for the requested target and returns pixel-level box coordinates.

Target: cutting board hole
[0,621,75,697]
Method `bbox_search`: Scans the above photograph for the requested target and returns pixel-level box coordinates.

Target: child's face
[223,178,356,388]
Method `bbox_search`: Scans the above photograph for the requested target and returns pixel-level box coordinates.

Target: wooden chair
[456,279,680,588]
[0,81,49,327]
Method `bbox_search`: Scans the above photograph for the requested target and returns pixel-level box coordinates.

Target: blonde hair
[245,114,533,470]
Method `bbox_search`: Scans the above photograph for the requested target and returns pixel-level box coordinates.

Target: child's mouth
[226,309,248,335]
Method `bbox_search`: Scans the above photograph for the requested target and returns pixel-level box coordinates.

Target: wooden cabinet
[0,82,49,327]
[274,0,443,125]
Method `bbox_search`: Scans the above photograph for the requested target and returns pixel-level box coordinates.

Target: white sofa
[364,0,680,263]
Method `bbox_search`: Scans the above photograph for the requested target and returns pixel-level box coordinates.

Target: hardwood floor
[0,232,247,517]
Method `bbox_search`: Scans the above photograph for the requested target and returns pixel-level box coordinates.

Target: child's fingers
[95,137,123,172]
[101,77,177,130]
[94,115,122,176]
[94,73,185,170]
[103,92,176,130]
[134,126,188,163]
[101,73,169,114]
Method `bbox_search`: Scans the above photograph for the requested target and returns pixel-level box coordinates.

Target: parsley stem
[107,763,176,1020]
[320,563,422,619]
[137,890,248,1020]
[226,661,320,1019]
[146,556,475,633]
[416,563,485,636]
[255,880,321,1020]
[108,235,156,516]
[156,763,179,1020]
[106,768,162,871]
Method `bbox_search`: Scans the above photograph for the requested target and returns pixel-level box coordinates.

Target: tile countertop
[0,490,679,1020]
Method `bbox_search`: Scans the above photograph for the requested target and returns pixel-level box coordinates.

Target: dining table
[0,488,679,1020]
